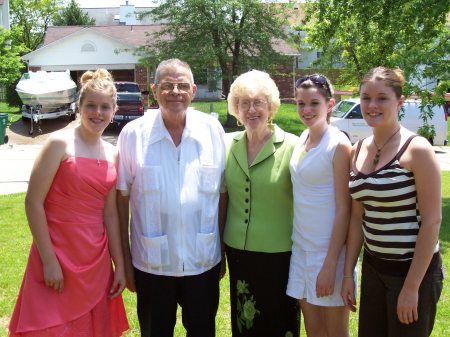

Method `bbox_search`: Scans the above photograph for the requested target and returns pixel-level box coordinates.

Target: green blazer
[223,125,299,252]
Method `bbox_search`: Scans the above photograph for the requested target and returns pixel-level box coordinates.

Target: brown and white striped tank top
[349,135,439,262]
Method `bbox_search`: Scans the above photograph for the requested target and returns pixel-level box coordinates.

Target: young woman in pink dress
[8,69,129,337]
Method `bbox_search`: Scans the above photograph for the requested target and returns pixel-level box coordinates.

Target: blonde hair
[77,69,117,111]
[227,70,280,124]
[360,66,405,99]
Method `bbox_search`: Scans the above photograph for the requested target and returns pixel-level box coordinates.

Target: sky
[74,0,293,8]
[75,0,158,8]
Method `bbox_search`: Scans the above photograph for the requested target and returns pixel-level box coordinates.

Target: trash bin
[0,113,9,145]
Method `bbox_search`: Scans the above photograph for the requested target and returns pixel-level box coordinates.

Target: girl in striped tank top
[341,67,443,337]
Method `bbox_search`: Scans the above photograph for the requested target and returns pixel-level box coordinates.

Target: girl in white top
[287,74,354,337]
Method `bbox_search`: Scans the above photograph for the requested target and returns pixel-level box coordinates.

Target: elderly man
[116,59,226,337]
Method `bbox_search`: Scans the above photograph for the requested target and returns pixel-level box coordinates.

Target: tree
[300,0,449,140]
[138,0,293,98]
[10,0,62,51]
[53,0,95,26]
[0,28,25,86]
[301,0,449,87]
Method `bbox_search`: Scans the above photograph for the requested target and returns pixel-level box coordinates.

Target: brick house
[21,1,321,103]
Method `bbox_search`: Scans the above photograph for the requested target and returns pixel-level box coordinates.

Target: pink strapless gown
[9,157,129,337]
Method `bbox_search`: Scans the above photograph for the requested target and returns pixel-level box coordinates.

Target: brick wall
[135,65,150,106]
[273,66,345,100]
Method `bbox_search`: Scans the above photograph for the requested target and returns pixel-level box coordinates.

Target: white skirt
[286,247,357,307]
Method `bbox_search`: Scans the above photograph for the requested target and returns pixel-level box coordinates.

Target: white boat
[16,70,77,110]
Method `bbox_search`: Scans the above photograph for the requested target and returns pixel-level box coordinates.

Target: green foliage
[0,28,25,86]
[52,0,95,26]
[302,0,449,83]
[137,0,292,95]
[10,0,62,51]
[300,0,449,137]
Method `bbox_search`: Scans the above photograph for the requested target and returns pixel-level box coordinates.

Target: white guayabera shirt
[117,108,226,276]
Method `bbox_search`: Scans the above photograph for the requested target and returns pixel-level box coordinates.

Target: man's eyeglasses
[295,74,331,96]
[158,82,191,92]
[238,99,268,111]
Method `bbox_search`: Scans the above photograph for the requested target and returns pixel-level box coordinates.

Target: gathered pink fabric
[9,157,129,337]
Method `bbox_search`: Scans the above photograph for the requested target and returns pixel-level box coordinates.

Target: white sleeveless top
[289,126,351,251]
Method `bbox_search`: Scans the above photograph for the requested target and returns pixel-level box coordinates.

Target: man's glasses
[238,99,268,111]
[295,74,331,96]
[158,82,191,92]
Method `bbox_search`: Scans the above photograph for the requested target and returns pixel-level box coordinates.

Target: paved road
[1,142,449,196]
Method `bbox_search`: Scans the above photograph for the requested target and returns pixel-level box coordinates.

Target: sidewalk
[1,143,450,196]
[0,144,42,195]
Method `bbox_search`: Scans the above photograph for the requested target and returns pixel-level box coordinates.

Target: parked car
[114,82,149,126]
[331,98,448,145]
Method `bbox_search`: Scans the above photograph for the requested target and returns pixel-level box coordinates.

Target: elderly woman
[220,70,300,336]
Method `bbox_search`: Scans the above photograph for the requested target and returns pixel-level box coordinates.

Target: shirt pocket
[141,234,170,268]
[195,232,218,267]
[198,166,221,194]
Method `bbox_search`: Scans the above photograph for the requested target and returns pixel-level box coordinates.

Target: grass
[0,100,448,336]
[0,103,21,125]
[1,175,449,337]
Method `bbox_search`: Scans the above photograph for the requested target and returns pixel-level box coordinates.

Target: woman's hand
[43,258,64,294]
[397,285,419,324]
[341,277,357,312]
[316,264,336,297]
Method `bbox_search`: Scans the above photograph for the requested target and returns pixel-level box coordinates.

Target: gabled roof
[43,24,298,55]
[43,25,164,48]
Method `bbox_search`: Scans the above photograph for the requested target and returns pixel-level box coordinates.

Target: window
[81,41,96,52]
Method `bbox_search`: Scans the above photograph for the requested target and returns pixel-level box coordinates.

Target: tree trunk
[221,70,237,128]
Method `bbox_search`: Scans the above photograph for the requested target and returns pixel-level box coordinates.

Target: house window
[81,41,97,52]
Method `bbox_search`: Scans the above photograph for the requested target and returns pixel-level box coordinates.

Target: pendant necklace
[372,127,401,166]
[96,139,103,167]
[96,140,103,167]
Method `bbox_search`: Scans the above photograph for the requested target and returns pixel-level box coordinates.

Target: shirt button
[245,188,249,192]
[245,219,248,224]
[246,178,250,182]
[245,198,249,203]
[245,209,249,213]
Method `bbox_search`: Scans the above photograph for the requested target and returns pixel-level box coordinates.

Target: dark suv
[114,82,148,126]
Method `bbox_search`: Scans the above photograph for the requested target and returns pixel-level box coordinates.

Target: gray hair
[154,58,194,84]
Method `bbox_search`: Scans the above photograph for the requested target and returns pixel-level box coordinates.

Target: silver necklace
[372,127,401,166]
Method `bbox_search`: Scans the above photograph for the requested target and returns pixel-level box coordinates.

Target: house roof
[0,0,4,5]
[43,25,163,48]
[43,24,298,54]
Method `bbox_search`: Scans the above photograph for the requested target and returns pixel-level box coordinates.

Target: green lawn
[1,173,449,336]
[0,103,21,125]
[0,100,448,336]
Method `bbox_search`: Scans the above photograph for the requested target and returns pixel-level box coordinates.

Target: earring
[236,119,243,127]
